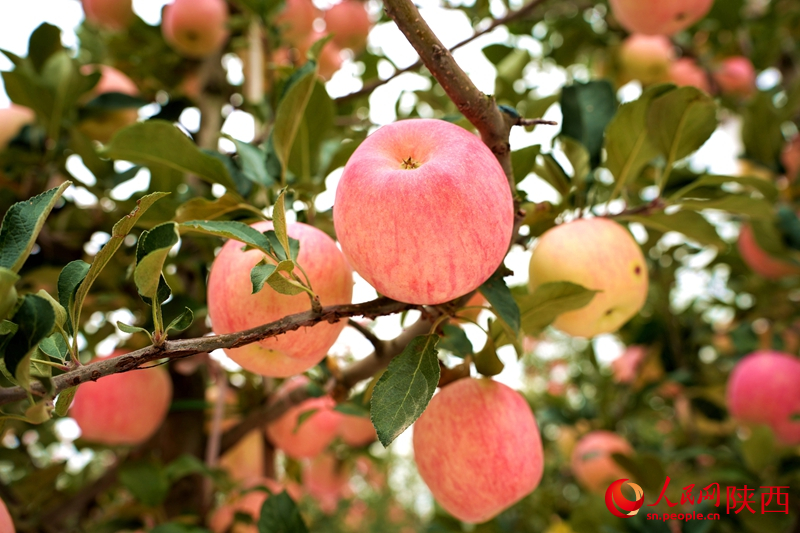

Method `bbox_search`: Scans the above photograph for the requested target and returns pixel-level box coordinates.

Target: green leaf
[560,136,590,181]
[294,408,319,433]
[647,86,717,169]
[288,81,334,182]
[174,192,264,223]
[519,282,598,336]
[163,454,214,482]
[474,330,504,377]
[370,334,441,447]
[119,460,170,507]
[777,207,800,251]
[679,195,773,220]
[180,220,272,256]
[511,145,541,184]
[534,153,570,196]
[28,23,63,73]
[481,44,514,65]
[134,222,179,303]
[57,260,90,335]
[39,333,68,361]
[165,307,193,334]
[54,386,77,417]
[741,92,786,168]
[272,65,318,173]
[0,268,19,321]
[117,321,153,340]
[479,271,521,334]
[668,174,778,202]
[438,324,473,358]
[749,218,798,263]
[36,290,66,329]
[620,210,724,248]
[334,402,370,417]
[0,182,71,273]
[272,189,291,260]
[740,425,777,472]
[258,490,309,533]
[251,261,278,294]
[5,294,55,388]
[560,80,617,166]
[224,135,273,186]
[265,261,308,297]
[102,120,236,190]
[264,231,300,262]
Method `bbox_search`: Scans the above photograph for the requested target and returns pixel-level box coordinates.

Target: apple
[82,0,133,31]
[324,0,370,52]
[220,429,265,483]
[78,65,140,143]
[611,345,647,384]
[338,414,377,447]
[782,134,800,181]
[619,34,674,85]
[669,58,710,93]
[0,105,35,150]
[726,350,800,446]
[528,218,648,338]
[207,221,353,377]
[0,498,13,533]
[83,65,139,97]
[302,453,351,514]
[295,32,343,81]
[265,376,343,459]
[334,119,514,305]
[608,0,714,35]
[276,0,322,47]
[209,478,282,533]
[413,378,544,523]
[69,350,173,446]
[571,431,634,493]
[162,0,229,59]
[737,223,800,279]
[713,56,756,97]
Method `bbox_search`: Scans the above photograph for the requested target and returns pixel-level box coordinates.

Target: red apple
[162,0,229,59]
[528,218,648,338]
[324,0,370,52]
[413,378,544,523]
[737,223,800,279]
[334,119,514,305]
[302,453,351,514]
[0,105,35,150]
[669,58,710,93]
[781,134,800,181]
[295,32,343,81]
[713,56,756,97]
[209,478,282,533]
[338,414,377,447]
[0,498,13,533]
[611,345,647,384]
[726,350,800,446]
[207,221,353,377]
[276,0,321,47]
[609,0,714,36]
[265,376,343,459]
[82,0,133,31]
[619,34,674,85]
[571,431,634,493]
[69,350,173,446]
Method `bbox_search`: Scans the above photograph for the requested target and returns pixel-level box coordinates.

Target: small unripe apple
[162,0,229,58]
[611,345,647,384]
[0,105,35,150]
[207,221,353,377]
[209,478,282,533]
[338,414,377,447]
[220,429,265,483]
[413,378,544,523]
[69,350,173,446]
[528,218,648,338]
[713,56,756,97]
[669,58,710,93]
[737,223,800,279]
[303,453,351,514]
[608,0,714,35]
[726,350,800,446]
[78,65,140,143]
[571,431,634,493]
[276,0,322,47]
[0,498,13,533]
[82,0,133,31]
[265,376,343,459]
[781,135,800,181]
[324,0,370,52]
[334,119,514,305]
[619,34,674,85]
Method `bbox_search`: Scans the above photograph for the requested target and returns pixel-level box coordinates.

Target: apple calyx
[400,157,421,169]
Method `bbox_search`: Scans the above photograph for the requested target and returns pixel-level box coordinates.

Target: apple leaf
[174,192,265,223]
[560,80,617,166]
[741,91,785,169]
[288,81,334,182]
[180,220,273,257]
[749,218,800,265]
[560,136,590,182]
[370,334,441,447]
[519,282,599,336]
[272,62,318,174]
[54,385,77,417]
[258,490,309,533]
[272,189,292,261]
[38,333,68,362]
[135,222,179,304]
[777,207,800,251]
[479,269,521,334]
[647,86,717,168]
[57,260,89,335]
[668,174,778,202]
[533,153,571,196]
[679,195,774,220]
[251,261,278,294]
[0,268,19,322]
[36,289,66,330]
[511,144,541,184]
[474,327,503,377]
[265,261,309,297]
[117,321,153,340]
[223,134,274,187]
[0,181,71,274]
[5,293,55,390]
[165,307,193,334]
[119,460,170,507]
[620,210,724,248]
[437,324,473,358]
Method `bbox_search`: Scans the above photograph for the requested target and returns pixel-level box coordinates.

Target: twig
[347,319,386,358]
[515,118,558,126]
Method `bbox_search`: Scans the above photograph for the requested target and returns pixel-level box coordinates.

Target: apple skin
[0,498,13,533]
[277,0,322,47]
[737,223,800,280]
[619,35,674,85]
[209,478,282,533]
[570,431,634,493]
[162,0,229,59]
[295,32,343,81]
[528,218,648,338]
[334,119,514,305]
[726,350,800,446]
[220,429,265,483]
[0,105,35,150]
[338,414,377,447]
[265,376,343,459]
[324,0,370,52]
[669,58,711,93]
[78,65,140,143]
[713,56,756,97]
[413,378,544,524]
[302,453,351,514]
[207,221,353,377]
[82,0,133,31]
[69,350,173,446]
[782,135,800,181]
[608,0,713,35]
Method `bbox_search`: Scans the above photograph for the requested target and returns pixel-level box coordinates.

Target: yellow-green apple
[726,350,800,446]
[528,218,648,337]
[413,378,543,523]
[669,58,710,93]
[337,414,377,447]
[324,0,370,52]
[608,0,713,35]
[0,105,35,150]
[782,134,800,181]
[302,453,351,514]
[713,56,756,97]
[0,498,13,533]
[619,35,674,85]
[611,345,647,384]
[570,431,634,493]
[276,0,321,47]
[220,429,265,483]
[69,350,173,445]
[207,221,353,377]
[265,376,343,458]
[334,119,514,305]
[78,65,140,143]
[209,478,282,533]
[737,223,800,279]
[162,0,229,58]
[82,0,133,30]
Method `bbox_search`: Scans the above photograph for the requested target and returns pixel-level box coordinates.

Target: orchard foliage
[0,0,799,532]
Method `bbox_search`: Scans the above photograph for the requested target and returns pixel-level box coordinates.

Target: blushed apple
[324,0,370,52]
[295,32,343,81]
[571,431,634,493]
[713,56,756,97]
[782,134,800,181]
[78,65,140,143]
[220,429,265,483]
[162,0,229,58]
[334,119,514,305]
[69,350,173,446]
[209,478,282,533]
[338,414,377,447]
[0,105,35,150]
[276,0,321,47]
[207,221,353,377]
[737,223,800,279]
[413,378,544,523]
[528,218,648,338]
[609,0,714,35]
[302,452,351,514]
[669,58,710,93]
[619,34,674,85]
[82,0,133,31]
[0,498,13,533]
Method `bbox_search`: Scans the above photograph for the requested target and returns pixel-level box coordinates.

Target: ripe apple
[334,119,514,305]
[207,221,353,377]
[781,134,800,181]
[726,350,800,446]
[413,378,544,523]
[737,223,800,279]
[302,453,351,514]
[0,105,35,150]
[78,65,140,143]
[611,345,647,384]
[669,58,711,93]
[713,56,756,97]
[571,431,634,493]
[265,376,343,458]
[0,498,13,533]
[276,0,322,47]
[220,429,265,483]
[162,0,229,59]
[338,414,377,447]
[82,0,133,31]
[69,350,173,446]
[324,0,370,52]
[295,32,343,81]
[619,35,674,85]
[209,478,282,533]
[608,0,713,35]
[528,218,648,338]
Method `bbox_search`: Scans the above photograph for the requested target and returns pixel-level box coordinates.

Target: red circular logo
[605,478,645,518]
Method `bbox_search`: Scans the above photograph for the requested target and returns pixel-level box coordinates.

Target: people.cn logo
[605,479,645,518]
